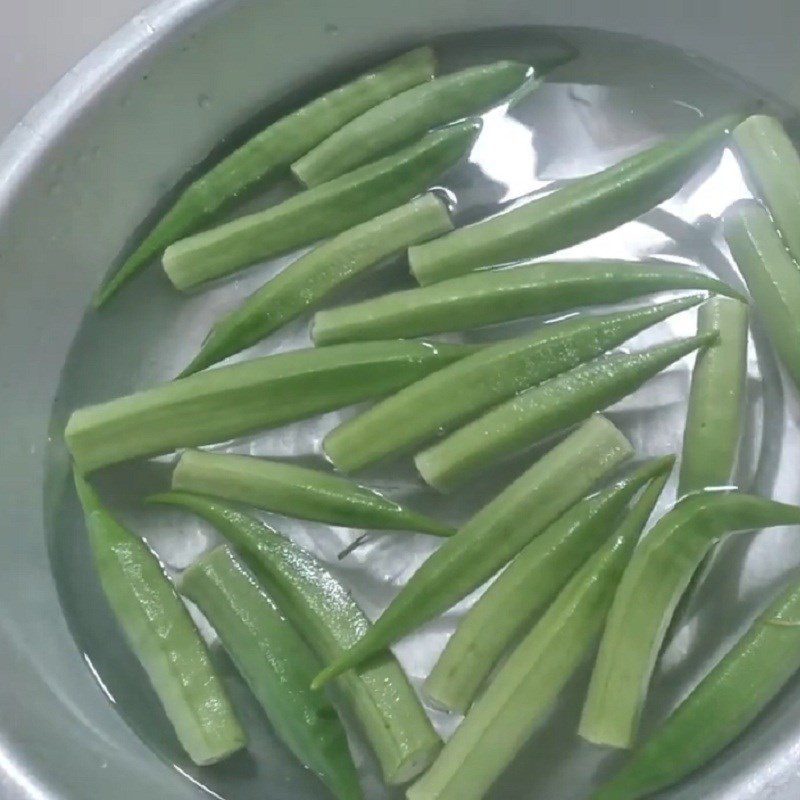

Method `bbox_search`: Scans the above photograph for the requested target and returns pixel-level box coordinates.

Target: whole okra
[170,449,454,536]
[65,339,476,473]
[416,332,714,492]
[181,193,453,375]
[74,473,245,765]
[312,259,738,345]
[293,60,532,186]
[162,120,480,290]
[324,296,703,474]
[312,415,633,689]
[409,111,746,285]
[579,490,800,750]
[408,471,669,800]
[425,456,674,714]
[148,492,441,784]
[94,47,436,305]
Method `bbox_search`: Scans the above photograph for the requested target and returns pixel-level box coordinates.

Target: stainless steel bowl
[3,1,800,798]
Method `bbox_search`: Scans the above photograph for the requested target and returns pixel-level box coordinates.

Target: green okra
[409,111,746,285]
[181,193,453,376]
[93,47,436,306]
[579,490,800,750]
[181,546,362,800]
[407,471,669,800]
[312,415,633,689]
[311,259,739,345]
[65,339,476,473]
[323,296,702,473]
[147,492,441,784]
[73,473,245,765]
[163,120,480,290]
[425,456,674,714]
[732,114,800,264]
[593,575,800,800]
[723,199,800,391]
[416,333,714,492]
[292,61,531,186]
[172,449,454,537]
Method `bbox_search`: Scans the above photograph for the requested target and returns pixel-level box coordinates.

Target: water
[46,27,800,800]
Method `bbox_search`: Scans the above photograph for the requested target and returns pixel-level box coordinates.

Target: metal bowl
[3,1,800,798]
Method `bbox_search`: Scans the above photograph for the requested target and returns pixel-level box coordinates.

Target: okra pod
[292,61,530,186]
[147,492,441,783]
[407,471,669,800]
[312,415,633,689]
[163,120,480,290]
[182,194,452,376]
[73,473,245,765]
[425,456,674,713]
[732,114,800,264]
[679,298,749,494]
[579,490,800,749]
[723,199,800,391]
[93,47,436,305]
[593,575,800,800]
[65,339,475,473]
[181,546,362,800]
[312,259,738,345]
[324,296,702,473]
[416,333,713,492]
[172,450,454,536]
[409,111,745,285]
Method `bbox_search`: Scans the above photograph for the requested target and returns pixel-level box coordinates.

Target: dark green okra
[312,259,739,345]
[425,456,674,713]
[74,473,245,765]
[416,333,714,492]
[65,339,476,473]
[312,415,633,689]
[163,120,480,290]
[181,546,362,800]
[293,60,531,186]
[94,47,436,305]
[723,199,800,392]
[181,193,453,376]
[171,449,454,536]
[409,111,745,285]
[147,492,441,784]
[324,296,703,473]
[407,471,669,800]
[593,575,800,800]
[580,490,800,749]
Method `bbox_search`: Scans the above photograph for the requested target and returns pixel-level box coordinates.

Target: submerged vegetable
[579,490,800,749]
[311,415,633,689]
[148,492,440,783]
[171,450,455,536]
[593,575,800,800]
[312,259,738,345]
[407,471,669,800]
[93,47,436,306]
[323,296,702,473]
[425,456,674,713]
[162,120,480,290]
[65,339,475,473]
[182,194,452,375]
[73,473,245,765]
[723,199,800,391]
[293,60,531,186]
[409,111,745,285]
[732,114,800,264]
[181,546,362,800]
[416,333,713,492]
